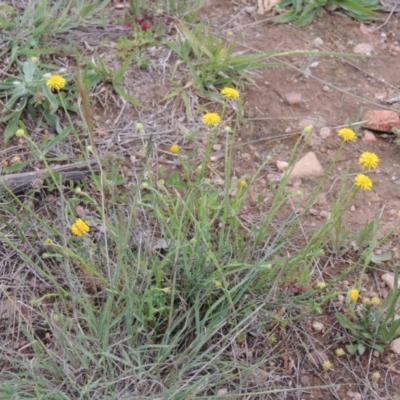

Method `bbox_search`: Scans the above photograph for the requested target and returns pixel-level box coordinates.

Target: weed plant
[0,2,400,399]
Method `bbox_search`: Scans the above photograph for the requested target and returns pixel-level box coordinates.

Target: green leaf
[370,252,392,264]
[3,160,32,173]
[41,127,72,156]
[42,84,59,113]
[43,109,62,134]
[22,58,36,83]
[357,343,366,355]
[293,5,320,27]
[273,10,299,24]
[113,84,143,107]
[4,111,22,143]
[113,54,135,85]
[346,343,359,355]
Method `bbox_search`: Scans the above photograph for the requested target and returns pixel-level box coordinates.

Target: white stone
[391,337,400,354]
[276,160,289,172]
[288,152,324,181]
[312,321,324,332]
[353,43,374,55]
[362,129,377,141]
[382,272,400,289]
[319,127,331,139]
[312,37,324,48]
[285,92,302,105]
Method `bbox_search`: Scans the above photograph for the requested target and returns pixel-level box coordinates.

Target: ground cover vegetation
[0,0,399,398]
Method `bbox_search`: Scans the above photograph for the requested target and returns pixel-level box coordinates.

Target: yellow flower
[316,281,326,289]
[162,287,172,294]
[335,348,345,356]
[71,218,90,237]
[371,371,380,382]
[202,112,221,126]
[221,87,240,100]
[11,156,21,165]
[370,296,381,306]
[354,174,373,190]
[303,125,313,134]
[362,298,371,306]
[31,56,38,62]
[46,74,66,91]
[349,289,359,302]
[214,280,222,288]
[323,360,333,370]
[239,179,247,187]
[170,144,180,154]
[15,129,25,137]
[337,128,356,141]
[359,152,379,170]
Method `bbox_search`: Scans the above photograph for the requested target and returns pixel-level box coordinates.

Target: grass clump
[274,0,382,26]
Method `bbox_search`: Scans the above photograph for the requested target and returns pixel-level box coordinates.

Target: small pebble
[312,37,324,48]
[213,143,222,151]
[322,85,330,92]
[276,160,289,172]
[319,127,331,139]
[391,337,400,354]
[362,130,377,142]
[285,92,302,105]
[353,43,374,55]
[312,321,324,332]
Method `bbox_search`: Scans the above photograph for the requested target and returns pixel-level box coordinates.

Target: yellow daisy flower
[71,218,90,237]
[202,112,221,126]
[239,179,247,187]
[335,348,345,356]
[323,360,333,371]
[337,128,356,141]
[170,144,180,154]
[359,151,379,170]
[349,289,359,302]
[354,174,373,190]
[46,74,66,91]
[221,87,240,100]
[370,296,381,306]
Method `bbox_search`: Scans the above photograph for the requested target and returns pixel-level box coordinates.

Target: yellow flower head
[11,156,21,165]
[359,151,379,170]
[46,74,66,91]
[214,280,223,288]
[239,179,247,187]
[202,112,221,126]
[349,289,359,302]
[15,129,25,137]
[221,87,240,100]
[354,174,373,190]
[71,218,90,237]
[303,125,313,135]
[337,128,356,141]
[170,144,180,154]
[323,360,333,371]
[316,281,326,289]
[370,296,381,306]
[371,371,380,382]
[335,348,345,357]
[362,298,371,306]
